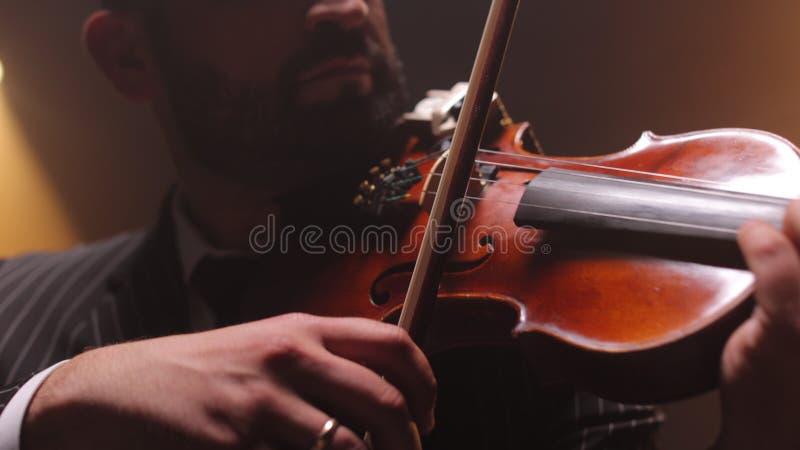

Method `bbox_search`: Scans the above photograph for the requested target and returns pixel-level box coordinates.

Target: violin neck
[513,168,790,241]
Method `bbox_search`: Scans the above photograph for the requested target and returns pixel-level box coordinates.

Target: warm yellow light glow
[0,90,78,256]
[0,59,4,85]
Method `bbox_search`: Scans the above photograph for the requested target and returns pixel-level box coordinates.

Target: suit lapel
[108,193,192,339]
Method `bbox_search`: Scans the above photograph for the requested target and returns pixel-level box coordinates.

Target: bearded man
[0,1,798,449]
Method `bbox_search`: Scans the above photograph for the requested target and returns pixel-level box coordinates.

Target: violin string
[420,159,795,202]
[416,146,733,187]
[410,148,449,165]
[424,173,527,188]
[474,159,541,173]
[420,175,788,229]
[415,154,748,194]
[420,191,742,235]
[395,147,794,222]
[474,149,740,188]
[423,170,790,205]
[407,164,777,235]
[459,180,472,222]
[529,167,792,204]
[423,191,521,207]
[413,147,723,188]
[406,126,797,195]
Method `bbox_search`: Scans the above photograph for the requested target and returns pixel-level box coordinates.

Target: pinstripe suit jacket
[0,202,662,449]
[0,203,191,412]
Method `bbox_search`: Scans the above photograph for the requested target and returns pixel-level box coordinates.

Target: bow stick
[398,0,521,343]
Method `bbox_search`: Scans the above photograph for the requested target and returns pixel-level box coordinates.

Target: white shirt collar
[170,192,243,284]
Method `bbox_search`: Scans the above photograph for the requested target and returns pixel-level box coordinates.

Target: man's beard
[155,25,408,191]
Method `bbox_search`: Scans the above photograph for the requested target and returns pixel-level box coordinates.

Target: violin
[248,0,800,403]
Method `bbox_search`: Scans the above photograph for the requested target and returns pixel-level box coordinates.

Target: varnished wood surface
[246,125,800,402]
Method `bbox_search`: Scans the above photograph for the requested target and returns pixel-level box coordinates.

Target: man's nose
[306,0,370,31]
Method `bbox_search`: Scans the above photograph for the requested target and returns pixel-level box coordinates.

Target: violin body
[247,91,800,403]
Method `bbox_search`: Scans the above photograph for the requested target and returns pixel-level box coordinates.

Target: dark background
[3,1,800,447]
[391,0,800,154]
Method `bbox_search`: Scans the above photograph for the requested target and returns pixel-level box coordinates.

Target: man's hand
[718,200,800,450]
[22,313,436,450]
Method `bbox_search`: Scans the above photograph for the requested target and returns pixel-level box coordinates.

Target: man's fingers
[286,347,423,450]
[254,386,367,450]
[314,317,436,433]
[738,221,800,324]
[783,199,800,252]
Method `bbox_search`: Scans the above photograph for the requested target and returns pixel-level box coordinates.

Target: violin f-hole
[369,239,496,307]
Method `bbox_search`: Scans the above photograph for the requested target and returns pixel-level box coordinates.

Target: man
[0,0,798,449]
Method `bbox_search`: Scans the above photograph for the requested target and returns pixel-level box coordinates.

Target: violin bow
[398,0,521,343]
